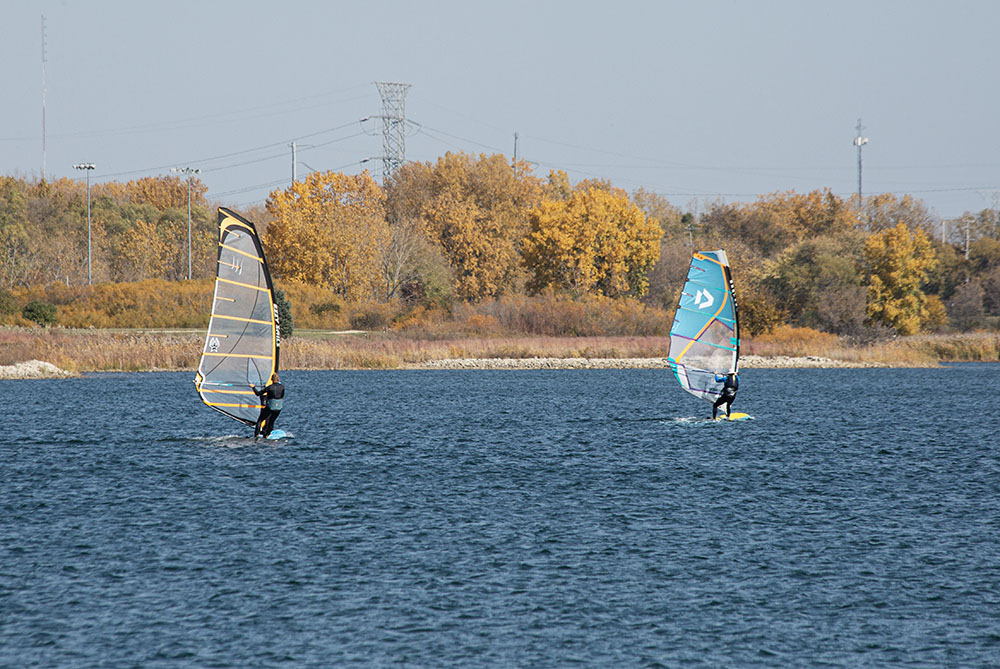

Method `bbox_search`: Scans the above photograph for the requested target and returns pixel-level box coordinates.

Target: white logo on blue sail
[209,337,220,352]
[695,289,714,310]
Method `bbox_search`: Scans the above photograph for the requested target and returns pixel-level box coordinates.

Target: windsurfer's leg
[712,395,724,419]
[264,410,280,437]
[255,408,269,438]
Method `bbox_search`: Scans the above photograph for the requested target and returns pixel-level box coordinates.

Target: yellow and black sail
[195,208,280,426]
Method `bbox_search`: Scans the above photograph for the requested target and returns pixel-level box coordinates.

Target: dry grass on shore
[743,326,1000,367]
[1,326,997,373]
[0,328,672,372]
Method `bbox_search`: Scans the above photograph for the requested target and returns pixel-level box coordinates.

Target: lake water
[3,365,999,666]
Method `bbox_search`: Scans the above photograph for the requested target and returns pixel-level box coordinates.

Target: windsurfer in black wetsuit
[251,373,285,438]
[712,371,739,419]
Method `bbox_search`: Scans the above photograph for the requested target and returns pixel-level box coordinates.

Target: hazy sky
[3,0,998,218]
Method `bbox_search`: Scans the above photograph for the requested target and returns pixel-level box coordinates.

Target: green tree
[274,288,294,339]
[766,233,867,333]
[23,300,57,326]
[0,287,17,314]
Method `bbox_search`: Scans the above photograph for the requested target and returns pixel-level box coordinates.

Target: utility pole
[513,132,519,162]
[171,167,200,280]
[290,141,296,185]
[74,163,96,284]
[853,118,868,203]
[375,82,411,182]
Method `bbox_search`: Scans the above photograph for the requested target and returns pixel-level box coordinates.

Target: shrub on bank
[0,289,17,315]
[22,300,57,326]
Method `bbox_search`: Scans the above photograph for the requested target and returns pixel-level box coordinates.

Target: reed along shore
[3,328,998,379]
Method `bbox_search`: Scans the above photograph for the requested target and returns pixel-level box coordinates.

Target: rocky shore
[0,360,75,379]
[410,354,884,370]
[0,354,886,378]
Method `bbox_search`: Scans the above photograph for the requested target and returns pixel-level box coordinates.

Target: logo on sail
[273,302,281,347]
[695,289,714,310]
[209,337,220,352]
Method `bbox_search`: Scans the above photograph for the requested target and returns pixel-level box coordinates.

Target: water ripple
[2,366,999,666]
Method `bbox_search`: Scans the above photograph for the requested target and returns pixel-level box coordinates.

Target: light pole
[171,166,200,279]
[74,163,96,284]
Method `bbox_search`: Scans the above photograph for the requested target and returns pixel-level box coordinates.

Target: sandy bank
[0,360,75,379]
[407,355,885,370]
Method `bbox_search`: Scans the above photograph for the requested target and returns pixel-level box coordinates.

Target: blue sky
[2,0,998,218]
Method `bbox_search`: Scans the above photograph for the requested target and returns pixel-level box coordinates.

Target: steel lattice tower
[375,82,411,181]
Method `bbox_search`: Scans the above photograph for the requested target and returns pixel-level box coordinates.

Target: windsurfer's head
[272,373,280,383]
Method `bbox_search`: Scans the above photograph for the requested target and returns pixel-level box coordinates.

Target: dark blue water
[3,366,999,667]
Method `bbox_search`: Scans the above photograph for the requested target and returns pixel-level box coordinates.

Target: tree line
[2,153,999,336]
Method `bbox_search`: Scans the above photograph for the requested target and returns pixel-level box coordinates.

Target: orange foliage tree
[113,219,172,281]
[388,152,542,301]
[124,175,205,210]
[864,222,944,334]
[523,186,662,298]
[265,171,388,301]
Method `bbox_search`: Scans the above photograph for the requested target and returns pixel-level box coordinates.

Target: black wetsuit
[252,381,285,438]
[713,373,739,419]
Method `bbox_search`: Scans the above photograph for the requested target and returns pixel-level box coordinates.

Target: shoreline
[1,354,897,379]
[3,329,996,377]
[405,354,888,370]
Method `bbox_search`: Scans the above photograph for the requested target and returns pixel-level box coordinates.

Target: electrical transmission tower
[375,82,411,181]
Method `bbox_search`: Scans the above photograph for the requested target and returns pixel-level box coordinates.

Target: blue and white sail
[667,250,740,402]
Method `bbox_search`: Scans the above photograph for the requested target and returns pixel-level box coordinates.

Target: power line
[95,120,369,179]
[1,84,376,142]
[200,131,367,174]
[207,160,371,199]
[411,121,506,154]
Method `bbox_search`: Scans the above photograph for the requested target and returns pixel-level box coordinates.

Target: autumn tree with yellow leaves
[108,175,207,210]
[523,186,662,298]
[265,171,389,301]
[387,152,542,301]
[113,219,172,281]
[864,222,945,335]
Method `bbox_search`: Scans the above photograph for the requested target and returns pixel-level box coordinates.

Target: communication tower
[853,118,869,202]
